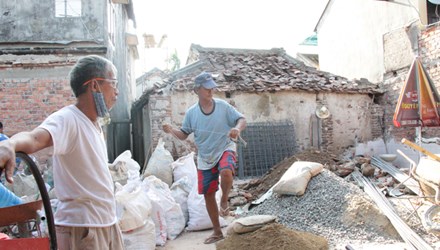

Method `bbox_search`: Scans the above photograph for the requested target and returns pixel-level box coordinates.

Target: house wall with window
[1,1,106,42]
[0,0,137,162]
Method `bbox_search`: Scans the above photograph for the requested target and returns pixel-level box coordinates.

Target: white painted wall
[317,0,420,83]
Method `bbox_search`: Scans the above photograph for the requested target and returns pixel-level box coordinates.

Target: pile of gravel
[245,169,420,249]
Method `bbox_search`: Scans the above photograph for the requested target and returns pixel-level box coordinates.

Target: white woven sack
[122,219,156,250]
[142,176,185,240]
[186,184,227,231]
[273,161,323,196]
[143,138,174,187]
[115,181,152,232]
[170,176,192,224]
[172,152,197,187]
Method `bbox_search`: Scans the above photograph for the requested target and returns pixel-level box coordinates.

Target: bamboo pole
[401,138,440,162]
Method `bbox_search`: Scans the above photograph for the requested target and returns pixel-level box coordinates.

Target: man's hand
[229,128,240,141]
[162,123,188,141]
[0,141,16,184]
[162,123,173,134]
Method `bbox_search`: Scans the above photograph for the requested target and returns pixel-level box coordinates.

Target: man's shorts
[197,150,237,195]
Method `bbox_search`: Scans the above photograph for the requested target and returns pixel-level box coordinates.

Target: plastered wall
[150,90,379,158]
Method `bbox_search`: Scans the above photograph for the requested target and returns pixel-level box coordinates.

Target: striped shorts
[197,150,237,194]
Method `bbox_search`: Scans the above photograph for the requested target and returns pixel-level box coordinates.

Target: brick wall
[370,103,384,140]
[419,26,440,87]
[418,25,440,138]
[0,69,75,136]
[381,25,440,141]
[0,65,75,166]
[149,94,171,146]
[149,94,194,159]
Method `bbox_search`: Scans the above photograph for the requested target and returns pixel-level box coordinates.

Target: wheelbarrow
[400,138,440,204]
[399,139,440,236]
[0,152,57,250]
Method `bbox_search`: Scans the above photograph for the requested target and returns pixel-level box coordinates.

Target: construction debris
[228,148,440,249]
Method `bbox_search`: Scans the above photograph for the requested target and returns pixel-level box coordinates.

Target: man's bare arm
[163,123,189,140]
[0,128,52,183]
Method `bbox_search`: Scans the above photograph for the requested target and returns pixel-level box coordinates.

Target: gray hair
[69,55,115,97]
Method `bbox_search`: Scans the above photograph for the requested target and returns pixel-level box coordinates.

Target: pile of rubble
[225,148,440,249]
[228,149,414,208]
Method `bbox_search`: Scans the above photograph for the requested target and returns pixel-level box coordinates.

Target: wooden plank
[402,138,440,162]
[0,200,43,226]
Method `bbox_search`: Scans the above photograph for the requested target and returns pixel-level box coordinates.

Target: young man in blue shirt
[163,72,246,244]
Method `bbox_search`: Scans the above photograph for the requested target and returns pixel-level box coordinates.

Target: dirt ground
[156,229,218,250]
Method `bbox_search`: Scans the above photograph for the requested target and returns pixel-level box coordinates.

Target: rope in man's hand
[163,123,247,148]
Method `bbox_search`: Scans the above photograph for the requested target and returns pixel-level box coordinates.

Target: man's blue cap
[194,72,217,89]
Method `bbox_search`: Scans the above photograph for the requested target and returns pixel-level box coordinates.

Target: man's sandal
[204,234,224,244]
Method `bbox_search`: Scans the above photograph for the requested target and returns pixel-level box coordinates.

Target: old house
[0,0,138,161]
[136,67,168,98]
[134,44,385,177]
[315,0,440,164]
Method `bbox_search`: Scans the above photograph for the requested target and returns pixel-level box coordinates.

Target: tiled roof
[168,44,384,94]
[136,67,167,85]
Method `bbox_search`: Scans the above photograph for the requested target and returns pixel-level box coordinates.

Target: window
[55,0,81,17]
[427,1,440,25]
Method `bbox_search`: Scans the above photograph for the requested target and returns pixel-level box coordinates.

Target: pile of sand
[216,223,328,250]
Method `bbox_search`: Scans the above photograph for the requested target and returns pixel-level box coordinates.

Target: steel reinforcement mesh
[237,121,297,178]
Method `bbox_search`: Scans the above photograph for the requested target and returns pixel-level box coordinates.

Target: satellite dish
[316,105,330,119]
[428,0,440,4]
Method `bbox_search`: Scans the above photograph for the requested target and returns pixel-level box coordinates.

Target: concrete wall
[0,1,106,42]
[150,90,380,159]
[317,0,420,83]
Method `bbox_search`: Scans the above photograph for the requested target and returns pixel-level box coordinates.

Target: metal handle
[16,152,57,250]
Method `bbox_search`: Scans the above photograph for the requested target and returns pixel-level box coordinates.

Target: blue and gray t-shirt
[181,98,244,170]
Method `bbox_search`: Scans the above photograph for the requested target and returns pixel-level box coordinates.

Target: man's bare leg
[204,192,223,243]
[220,169,233,214]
